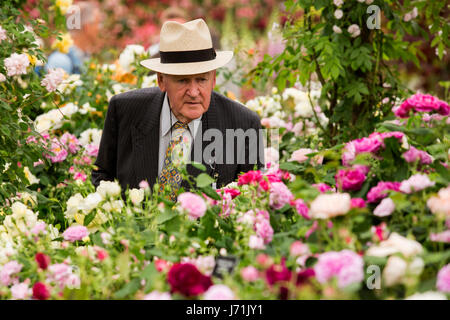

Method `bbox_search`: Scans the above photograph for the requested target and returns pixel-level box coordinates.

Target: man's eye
[178,79,188,83]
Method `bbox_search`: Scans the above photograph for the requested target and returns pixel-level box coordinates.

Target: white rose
[11,202,28,217]
[81,192,103,213]
[309,193,351,219]
[129,188,145,205]
[334,9,343,19]
[383,256,408,287]
[405,291,448,300]
[366,232,423,258]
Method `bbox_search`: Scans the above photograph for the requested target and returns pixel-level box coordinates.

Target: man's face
[157,71,216,123]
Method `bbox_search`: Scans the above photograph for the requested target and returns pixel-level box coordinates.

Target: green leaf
[83,211,96,226]
[200,185,221,201]
[196,173,215,188]
[113,278,141,299]
[433,161,450,183]
[191,162,206,172]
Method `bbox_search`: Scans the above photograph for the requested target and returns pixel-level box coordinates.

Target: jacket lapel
[131,89,164,188]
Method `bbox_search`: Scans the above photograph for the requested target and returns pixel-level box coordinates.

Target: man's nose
[186,82,200,97]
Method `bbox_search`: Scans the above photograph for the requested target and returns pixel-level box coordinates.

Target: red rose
[32,282,50,300]
[296,268,315,286]
[35,253,50,270]
[265,259,292,286]
[167,263,212,297]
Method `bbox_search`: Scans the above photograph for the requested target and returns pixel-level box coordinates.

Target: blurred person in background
[147,7,189,57]
[44,1,104,74]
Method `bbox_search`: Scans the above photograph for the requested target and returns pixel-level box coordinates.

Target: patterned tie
[158,121,189,201]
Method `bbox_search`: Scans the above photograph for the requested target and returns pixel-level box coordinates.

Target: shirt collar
[160,93,202,137]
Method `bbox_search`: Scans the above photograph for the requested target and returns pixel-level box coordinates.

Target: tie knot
[173,121,188,130]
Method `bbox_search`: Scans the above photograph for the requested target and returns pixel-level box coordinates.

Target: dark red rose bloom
[296,268,315,286]
[265,260,292,286]
[35,253,50,270]
[167,263,212,297]
[32,282,50,300]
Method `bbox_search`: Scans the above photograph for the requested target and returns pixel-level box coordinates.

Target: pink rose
[430,230,450,243]
[41,68,65,92]
[367,181,401,203]
[350,198,366,209]
[373,198,395,217]
[240,266,259,282]
[11,283,31,300]
[248,235,266,249]
[291,198,310,219]
[178,192,207,220]
[4,53,29,76]
[44,138,68,163]
[314,250,364,288]
[62,225,89,242]
[60,132,80,154]
[290,241,310,257]
[335,167,366,191]
[255,219,274,244]
[289,148,322,165]
[203,284,235,300]
[0,260,22,286]
[312,183,335,193]
[143,291,172,300]
[238,170,263,186]
[399,174,435,194]
[436,264,450,293]
[269,182,294,210]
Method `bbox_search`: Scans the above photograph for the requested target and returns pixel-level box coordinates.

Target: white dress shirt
[158,93,201,176]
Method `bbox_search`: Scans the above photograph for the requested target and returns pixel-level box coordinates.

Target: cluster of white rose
[34,102,96,133]
[0,201,59,265]
[366,233,424,287]
[118,44,146,73]
[64,180,147,232]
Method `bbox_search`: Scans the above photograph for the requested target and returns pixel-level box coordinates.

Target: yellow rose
[52,33,73,54]
[55,0,73,15]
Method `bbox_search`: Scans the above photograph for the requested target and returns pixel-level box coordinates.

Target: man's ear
[157,73,166,92]
[212,70,216,88]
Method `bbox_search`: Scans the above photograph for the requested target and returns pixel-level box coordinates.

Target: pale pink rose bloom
[47,263,78,289]
[314,250,364,288]
[31,221,47,235]
[0,261,23,286]
[289,148,322,165]
[309,193,351,219]
[143,291,172,300]
[334,9,343,19]
[430,230,450,243]
[367,181,401,203]
[0,73,6,82]
[332,25,342,34]
[60,132,80,154]
[240,266,259,282]
[73,171,87,182]
[249,235,266,250]
[399,174,435,194]
[45,138,68,163]
[291,122,303,136]
[84,144,99,157]
[427,186,450,218]
[178,192,207,220]
[269,182,294,210]
[41,68,65,92]
[203,284,235,300]
[347,24,361,37]
[62,225,89,242]
[139,180,150,189]
[292,198,310,219]
[436,264,450,293]
[255,219,274,244]
[333,0,343,5]
[11,283,31,300]
[33,159,44,167]
[290,241,310,257]
[402,146,432,164]
[220,192,234,218]
[373,198,395,217]
[0,25,6,42]
[4,53,30,76]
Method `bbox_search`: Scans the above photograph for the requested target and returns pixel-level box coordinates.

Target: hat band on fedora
[159,48,217,64]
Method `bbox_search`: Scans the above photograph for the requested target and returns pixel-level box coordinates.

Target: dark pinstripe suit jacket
[92,87,264,192]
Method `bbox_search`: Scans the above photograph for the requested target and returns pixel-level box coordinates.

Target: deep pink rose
[367,181,401,203]
[335,168,366,191]
[35,253,51,270]
[32,282,50,300]
[167,263,212,297]
[238,170,263,186]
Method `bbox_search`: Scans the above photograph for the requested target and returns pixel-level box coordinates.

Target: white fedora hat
[140,19,233,75]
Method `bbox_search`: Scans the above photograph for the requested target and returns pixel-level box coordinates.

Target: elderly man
[92,19,264,200]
